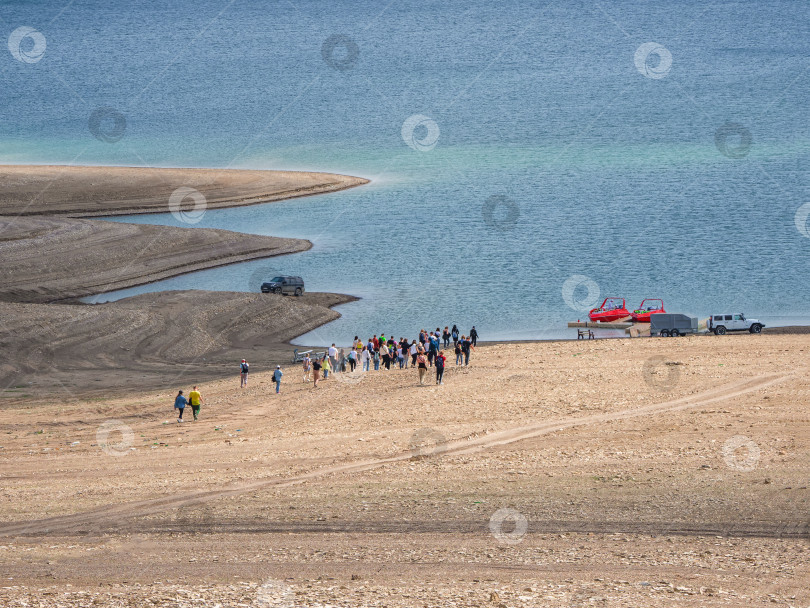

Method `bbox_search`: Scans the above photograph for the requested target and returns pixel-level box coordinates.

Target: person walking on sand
[380,341,390,370]
[416,352,428,385]
[328,344,338,374]
[455,339,463,366]
[303,354,312,382]
[470,326,479,347]
[427,332,438,367]
[273,365,283,394]
[174,390,187,423]
[442,326,450,349]
[240,359,249,388]
[410,340,419,367]
[188,386,202,421]
[348,347,357,372]
[361,345,370,371]
[373,348,380,371]
[311,357,321,387]
[322,355,331,379]
[462,335,473,366]
[401,338,410,368]
[435,350,446,385]
[451,325,460,347]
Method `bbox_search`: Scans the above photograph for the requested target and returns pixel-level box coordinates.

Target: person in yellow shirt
[188,386,203,421]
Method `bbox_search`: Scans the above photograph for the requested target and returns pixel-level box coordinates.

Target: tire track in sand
[0,373,787,537]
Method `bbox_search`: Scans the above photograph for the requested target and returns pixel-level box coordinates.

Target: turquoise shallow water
[3,0,809,342]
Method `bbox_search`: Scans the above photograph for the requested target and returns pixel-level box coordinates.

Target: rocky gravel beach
[0,334,807,606]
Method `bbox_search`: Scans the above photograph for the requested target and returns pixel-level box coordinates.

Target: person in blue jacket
[174,390,187,423]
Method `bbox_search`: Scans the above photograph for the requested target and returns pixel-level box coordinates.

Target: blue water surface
[2,0,808,342]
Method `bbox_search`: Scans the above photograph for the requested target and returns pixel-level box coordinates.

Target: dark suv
[261,276,304,296]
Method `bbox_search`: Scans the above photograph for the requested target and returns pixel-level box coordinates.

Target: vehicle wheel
[715,326,726,335]
[295,287,302,296]
[659,330,670,337]
[670,329,680,337]
[749,323,762,334]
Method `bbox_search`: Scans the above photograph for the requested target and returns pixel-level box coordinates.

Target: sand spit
[0,165,368,217]
[0,165,368,394]
[0,215,311,303]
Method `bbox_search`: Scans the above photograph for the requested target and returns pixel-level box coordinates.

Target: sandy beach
[0,333,807,606]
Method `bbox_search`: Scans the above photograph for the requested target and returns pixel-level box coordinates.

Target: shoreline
[0,165,369,395]
[0,165,369,304]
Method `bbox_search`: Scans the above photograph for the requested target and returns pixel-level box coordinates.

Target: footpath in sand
[0,333,808,606]
[0,165,367,395]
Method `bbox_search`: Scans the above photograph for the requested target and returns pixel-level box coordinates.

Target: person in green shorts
[188,386,203,421]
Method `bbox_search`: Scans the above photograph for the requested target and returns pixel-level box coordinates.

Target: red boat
[588,297,630,323]
[630,298,665,323]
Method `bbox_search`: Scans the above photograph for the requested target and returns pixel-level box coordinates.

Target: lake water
[3,0,809,343]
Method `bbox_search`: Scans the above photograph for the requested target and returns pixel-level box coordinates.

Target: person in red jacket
[435,350,446,385]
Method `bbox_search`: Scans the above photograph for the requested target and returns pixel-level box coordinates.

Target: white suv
[708,313,764,335]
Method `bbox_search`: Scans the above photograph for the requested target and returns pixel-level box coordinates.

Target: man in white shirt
[328,344,338,373]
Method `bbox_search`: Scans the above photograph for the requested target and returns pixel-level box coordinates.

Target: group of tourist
[300,324,479,387]
[174,326,479,418]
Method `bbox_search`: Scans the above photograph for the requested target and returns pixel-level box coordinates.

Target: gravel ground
[0,333,807,606]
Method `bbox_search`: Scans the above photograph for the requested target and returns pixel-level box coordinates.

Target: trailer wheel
[670,329,680,337]
[660,329,670,337]
[715,326,726,335]
[749,323,762,334]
